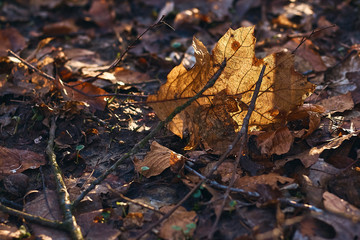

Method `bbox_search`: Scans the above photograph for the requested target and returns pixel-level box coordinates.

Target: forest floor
[0,0,360,239]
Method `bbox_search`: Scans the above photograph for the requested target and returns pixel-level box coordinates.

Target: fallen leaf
[233,173,294,192]
[148,26,314,153]
[256,127,294,155]
[133,141,185,178]
[43,19,78,35]
[77,210,121,240]
[0,146,46,179]
[0,27,27,56]
[87,0,114,28]
[54,78,109,111]
[24,190,69,239]
[323,191,360,221]
[318,92,354,113]
[278,131,359,167]
[159,205,197,240]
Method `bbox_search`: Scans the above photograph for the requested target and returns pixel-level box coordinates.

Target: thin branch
[8,50,55,81]
[107,185,164,215]
[208,65,266,239]
[46,117,84,240]
[184,164,259,197]
[87,15,171,82]
[0,203,66,230]
[72,58,227,209]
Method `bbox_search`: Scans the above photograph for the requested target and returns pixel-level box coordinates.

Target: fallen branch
[184,164,259,197]
[0,203,65,230]
[208,65,266,239]
[46,117,84,240]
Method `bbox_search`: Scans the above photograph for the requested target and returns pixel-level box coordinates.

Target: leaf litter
[1,1,360,239]
[148,26,315,153]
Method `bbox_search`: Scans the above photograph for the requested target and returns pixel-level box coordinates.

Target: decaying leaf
[256,127,294,155]
[233,173,294,192]
[159,205,197,240]
[323,191,360,221]
[148,26,314,152]
[0,146,46,179]
[133,141,185,178]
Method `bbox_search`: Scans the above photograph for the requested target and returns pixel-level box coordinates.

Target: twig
[39,166,56,220]
[86,15,171,82]
[278,198,323,213]
[8,50,55,81]
[184,164,259,197]
[292,25,336,54]
[72,58,227,209]
[46,117,84,240]
[208,65,266,239]
[0,203,66,230]
[107,185,164,215]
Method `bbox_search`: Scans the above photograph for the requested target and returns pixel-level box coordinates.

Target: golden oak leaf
[148,26,314,152]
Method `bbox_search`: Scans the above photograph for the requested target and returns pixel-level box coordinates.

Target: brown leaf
[88,0,114,28]
[0,27,27,56]
[43,19,78,35]
[318,92,354,113]
[0,146,46,179]
[133,141,185,178]
[148,26,314,153]
[24,190,69,239]
[54,78,108,111]
[233,173,294,192]
[279,131,359,168]
[256,127,294,155]
[159,206,197,240]
[323,191,360,221]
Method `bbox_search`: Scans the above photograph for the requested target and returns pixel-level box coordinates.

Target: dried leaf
[0,27,27,56]
[233,173,294,192]
[256,127,294,155]
[323,191,360,221]
[24,190,69,239]
[159,206,197,240]
[148,26,314,153]
[133,141,185,178]
[279,131,359,167]
[54,78,108,111]
[318,92,354,113]
[0,146,46,179]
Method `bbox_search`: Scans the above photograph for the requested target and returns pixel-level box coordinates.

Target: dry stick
[72,59,227,209]
[46,117,84,240]
[134,66,265,240]
[184,164,259,197]
[8,50,56,81]
[87,15,170,82]
[0,203,66,230]
[208,65,266,239]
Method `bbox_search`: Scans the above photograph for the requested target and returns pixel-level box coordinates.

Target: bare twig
[208,65,266,239]
[8,50,55,81]
[86,15,172,82]
[0,203,65,230]
[184,164,259,197]
[292,25,336,54]
[107,185,164,215]
[72,59,227,209]
[46,117,84,240]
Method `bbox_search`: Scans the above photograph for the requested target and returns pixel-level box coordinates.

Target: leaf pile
[148,26,315,153]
